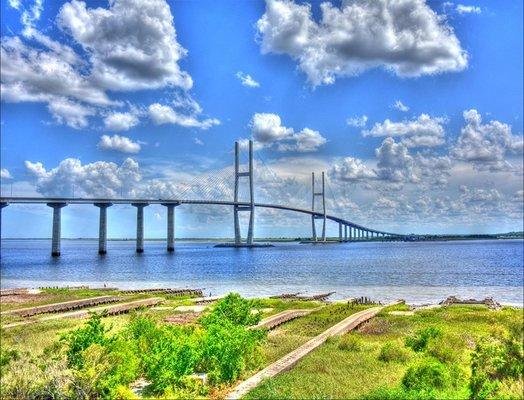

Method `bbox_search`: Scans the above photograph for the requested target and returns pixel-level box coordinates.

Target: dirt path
[226,304,393,399]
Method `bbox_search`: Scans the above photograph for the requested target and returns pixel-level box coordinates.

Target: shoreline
[1,282,522,307]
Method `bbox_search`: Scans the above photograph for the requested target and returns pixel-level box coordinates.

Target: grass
[0,288,121,312]
[260,303,372,364]
[0,288,204,356]
[245,305,523,399]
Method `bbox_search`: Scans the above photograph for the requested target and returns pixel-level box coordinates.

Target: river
[1,239,522,305]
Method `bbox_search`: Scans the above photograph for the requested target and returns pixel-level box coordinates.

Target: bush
[202,319,265,383]
[405,326,442,352]
[61,312,111,368]
[0,355,72,399]
[338,334,364,352]
[427,334,464,364]
[469,322,524,399]
[402,359,450,392]
[200,293,261,327]
[378,341,410,363]
[126,315,204,393]
[70,341,140,399]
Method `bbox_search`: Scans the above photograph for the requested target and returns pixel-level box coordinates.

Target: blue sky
[1,0,523,238]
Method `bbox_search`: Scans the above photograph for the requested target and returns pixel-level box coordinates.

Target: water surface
[1,239,522,305]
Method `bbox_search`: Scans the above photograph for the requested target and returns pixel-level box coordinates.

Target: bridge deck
[0,196,400,236]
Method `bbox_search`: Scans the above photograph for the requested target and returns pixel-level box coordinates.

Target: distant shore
[2,234,523,242]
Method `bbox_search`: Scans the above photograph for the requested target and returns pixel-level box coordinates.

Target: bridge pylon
[311,171,327,241]
[233,140,255,245]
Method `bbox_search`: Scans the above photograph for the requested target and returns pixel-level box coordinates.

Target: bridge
[0,141,402,256]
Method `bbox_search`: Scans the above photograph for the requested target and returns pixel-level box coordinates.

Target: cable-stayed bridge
[0,141,403,256]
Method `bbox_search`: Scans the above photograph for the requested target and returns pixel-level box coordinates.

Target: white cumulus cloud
[452,109,523,171]
[58,0,192,91]
[393,100,409,112]
[148,103,220,130]
[25,157,141,197]
[103,112,140,131]
[256,0,468,86]
[346,115,368,128]
[248,113,326,152]
[363,114,447,148]
[1,168,13,179]
[236,71,260,88]
[98,134,141,154]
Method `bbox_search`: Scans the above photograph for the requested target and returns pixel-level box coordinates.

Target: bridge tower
[234,140,255,245]
[311,172,327,241]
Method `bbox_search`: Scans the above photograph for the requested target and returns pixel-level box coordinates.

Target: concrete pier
[161,203,178,252]
[344,225,348,241]
[94,203,112,254]
[131,203,148,253]
[47,202,67,256]
[339,223,343,242]
[0,202,7,235]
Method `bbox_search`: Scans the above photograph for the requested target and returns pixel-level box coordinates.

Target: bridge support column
[232,140,256,246]
[338,223,343,242]
[366,231,369,240]
[162,203,179,252]
[94,203,112,254]
[311,172,326,242]
[132,203,148,253]
[344,225,348,241]
[0,202,7,240]
[47,202,67,257]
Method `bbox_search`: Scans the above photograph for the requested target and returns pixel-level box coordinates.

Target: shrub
[69,341,140,399]
[405,326,442,352]
[61,312,111,368]
[202,319,265,383]
[378,341,410,363]
[200,293,261,327]
[427,334,464,364]
[338,334,364,352]
[126,316,204,393]
[0,355,72,399]
[402,359,450,392]
[469,322,524,399]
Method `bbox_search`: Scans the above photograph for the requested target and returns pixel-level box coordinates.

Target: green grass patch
[246,305,523,400]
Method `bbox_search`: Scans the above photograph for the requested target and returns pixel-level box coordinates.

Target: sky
[0,0,523,239]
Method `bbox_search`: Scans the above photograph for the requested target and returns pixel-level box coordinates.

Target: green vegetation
[2,289,522,400]
[246,305,523,399]
[0,293,267,399]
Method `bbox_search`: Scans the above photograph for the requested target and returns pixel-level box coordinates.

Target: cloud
[256,0,468,86]
[249,113,326,152]
[1,168,13,179]
[452,109,523,171]
[456,4,481,14]
[393,100,409,112]
[363,114,446,148]
[329,157,376,182]
[236,71,260,88]
[2,0,218,130]
[98,134,141,154]
[0,36,113,107]
[47,97,95,129]
[25,157,141,197]
[58,0,192,91]
[103,112,140,131]
[194,138,204,145]
[375,137,418,183]
[346,115,368,128]
[148,103,220,130]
